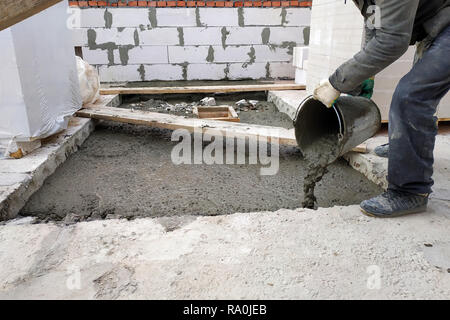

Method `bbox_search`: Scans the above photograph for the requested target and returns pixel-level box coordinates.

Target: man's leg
[388,26,450,195]
[361,26,450,217]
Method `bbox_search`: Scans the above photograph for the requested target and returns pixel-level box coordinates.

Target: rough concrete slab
[268,89,309,120]
[0,95,120,221]
[0,118,95,221]
[21,121,381,222]
[344,134,389,190]
[0,202,449,299]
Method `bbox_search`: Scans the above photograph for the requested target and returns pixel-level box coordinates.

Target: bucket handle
[332,105,344,142]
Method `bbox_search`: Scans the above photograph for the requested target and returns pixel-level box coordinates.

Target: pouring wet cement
[294,95,382,209]
[301,134,339,209]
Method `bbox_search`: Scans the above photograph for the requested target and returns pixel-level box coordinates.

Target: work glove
[313,79,340,108]
[359,77,375,99]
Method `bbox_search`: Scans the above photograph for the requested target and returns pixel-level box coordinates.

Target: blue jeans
[388,25,450,195]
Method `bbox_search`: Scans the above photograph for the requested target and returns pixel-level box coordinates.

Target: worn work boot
[374,143,389,158]
[360,189,428,218]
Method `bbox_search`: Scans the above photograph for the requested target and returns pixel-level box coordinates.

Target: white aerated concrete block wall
[71,7,311,82]
[306,0,364,95]
[306,0,450,121]
[293,46,308,85]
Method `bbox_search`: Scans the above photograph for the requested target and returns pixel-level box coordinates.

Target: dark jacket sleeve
[329,0,420,93]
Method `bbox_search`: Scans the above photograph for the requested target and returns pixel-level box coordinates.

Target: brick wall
[70,3,311,82]
[68,1,312,8]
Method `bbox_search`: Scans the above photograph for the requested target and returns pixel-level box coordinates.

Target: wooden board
[77,106,296,146]
[76,106,367,153]
[0,0,62,31]
[193,106,240,122]
[100,83,306,95]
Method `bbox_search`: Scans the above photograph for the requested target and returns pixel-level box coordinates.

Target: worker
[313,0,450,217]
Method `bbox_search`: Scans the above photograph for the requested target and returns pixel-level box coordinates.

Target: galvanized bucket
[293,95,381,161]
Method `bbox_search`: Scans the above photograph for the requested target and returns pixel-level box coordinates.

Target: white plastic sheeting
[0,1,82,157]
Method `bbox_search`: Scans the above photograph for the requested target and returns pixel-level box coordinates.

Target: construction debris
[200,97,216,106]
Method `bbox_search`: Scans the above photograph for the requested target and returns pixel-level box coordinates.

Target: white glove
[313,79,340,108]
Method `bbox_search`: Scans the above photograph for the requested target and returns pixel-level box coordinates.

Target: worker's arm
[329,0,420,93]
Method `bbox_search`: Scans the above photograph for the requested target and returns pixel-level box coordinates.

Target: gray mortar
[195,8,204,27]
[206,46,215,63]
[137,65,145,81]
[303,26,310,45]
[118,45,133,65]
[179,62,188,80]
[104,9,113,29]
[280,41,296,55]
[238,8,245,27]
[242,47,256,68]
[281,8,288,26]
[148,8,157,28]
[134,29,140,46]
[265,62,271,78]
[87,28,135,66]
[224,64,230,79]
[87,29,117,65]
[20,122,382,224]
[221,27,229,49]
[178,27,184,46]
[261,28,270,45]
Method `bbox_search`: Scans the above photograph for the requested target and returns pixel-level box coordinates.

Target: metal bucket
[293,95,381,161]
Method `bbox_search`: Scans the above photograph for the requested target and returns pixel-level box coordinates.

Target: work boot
[374,143,389,158]
[360,189,428,218]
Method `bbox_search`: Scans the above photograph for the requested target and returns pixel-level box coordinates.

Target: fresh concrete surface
[0,95,120,221]
[0,202,449,299]
[1,89,448,299]
[0,118,95,221]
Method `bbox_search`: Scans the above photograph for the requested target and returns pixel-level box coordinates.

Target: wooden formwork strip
[0,0,62,31]
[76,106,298,146]
[76,106,368,153]
[100,83,306,95]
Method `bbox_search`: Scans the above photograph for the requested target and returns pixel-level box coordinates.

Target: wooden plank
[0,0,62,31]
[76,106,297,146]
[228,106,239,119]
[198,111,230,118]
[206,117,241,123]
[100,83,306,95]
[75,106,368,153]
[350,144,367,154]
[193,105,240,122]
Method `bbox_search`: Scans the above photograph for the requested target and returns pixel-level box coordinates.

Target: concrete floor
[0,127,449,298]
[19,121,381,223]
[0,90,449,299]
[0,202,449,299]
